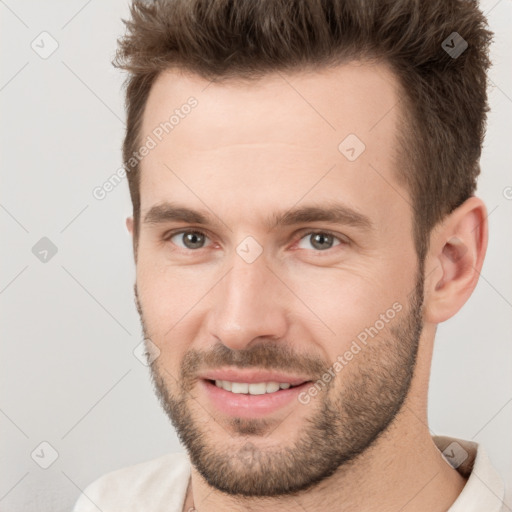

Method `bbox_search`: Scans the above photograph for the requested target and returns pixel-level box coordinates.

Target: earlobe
[423,197,488,324]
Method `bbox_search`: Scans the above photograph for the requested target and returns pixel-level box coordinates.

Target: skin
[126,62,488,511]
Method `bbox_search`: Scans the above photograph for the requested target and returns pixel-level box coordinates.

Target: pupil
[312,233,332,250]
[185,232,203,248]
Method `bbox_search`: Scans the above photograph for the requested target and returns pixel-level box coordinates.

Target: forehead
[138,62,410,230]
[142,62,400,149]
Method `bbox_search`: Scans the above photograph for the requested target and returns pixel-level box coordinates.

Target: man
[73,0,509,510]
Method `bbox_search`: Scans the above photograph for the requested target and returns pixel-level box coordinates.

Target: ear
[126,216,134,235]
[423,196,488,324]
[126,216,137,263]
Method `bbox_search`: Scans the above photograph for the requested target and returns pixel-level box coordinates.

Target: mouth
[207,379,306,395]
[200,378,313,418]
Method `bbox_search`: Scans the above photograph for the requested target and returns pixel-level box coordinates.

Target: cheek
[137,246,211,313]
[136,260,211,361]
[287,265,412,355]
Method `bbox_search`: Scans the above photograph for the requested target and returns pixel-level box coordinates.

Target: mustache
[179,341,328,383]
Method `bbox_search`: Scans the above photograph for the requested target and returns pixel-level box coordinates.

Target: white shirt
[72,436,509,512]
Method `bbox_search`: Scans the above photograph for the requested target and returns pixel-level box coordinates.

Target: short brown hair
[114,0,492,262]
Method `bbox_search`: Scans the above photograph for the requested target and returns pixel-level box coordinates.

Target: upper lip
[199,368,312,386]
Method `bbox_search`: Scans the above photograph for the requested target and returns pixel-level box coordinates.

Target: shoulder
[72,451,190,512]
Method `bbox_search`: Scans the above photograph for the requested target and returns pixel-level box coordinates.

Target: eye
[164,229,347,253]
[296,231,345,251]
[167,230,211,250]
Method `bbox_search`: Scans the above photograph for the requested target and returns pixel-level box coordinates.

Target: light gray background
[1,1,511,511]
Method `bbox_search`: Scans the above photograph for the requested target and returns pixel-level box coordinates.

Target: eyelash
[163,228,348,254]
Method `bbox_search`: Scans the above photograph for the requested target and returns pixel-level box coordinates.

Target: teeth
[248,382,267,395]
[215,379,231,391]
[265,382,280,393]
[231,382,249,394]
[213,380,296,394]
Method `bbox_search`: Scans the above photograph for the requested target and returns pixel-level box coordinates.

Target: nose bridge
[207,247,288,350]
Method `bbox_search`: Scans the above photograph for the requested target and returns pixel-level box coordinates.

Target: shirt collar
[433,436,506,512]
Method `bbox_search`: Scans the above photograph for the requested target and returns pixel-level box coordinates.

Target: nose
[206,251,289,351]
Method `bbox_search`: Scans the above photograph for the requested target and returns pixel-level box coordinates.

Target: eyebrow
[143,201,373,231]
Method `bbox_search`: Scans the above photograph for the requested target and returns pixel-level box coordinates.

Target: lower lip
[200,379,311,418]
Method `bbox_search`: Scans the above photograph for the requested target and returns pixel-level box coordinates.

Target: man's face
[133,63,424,496]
